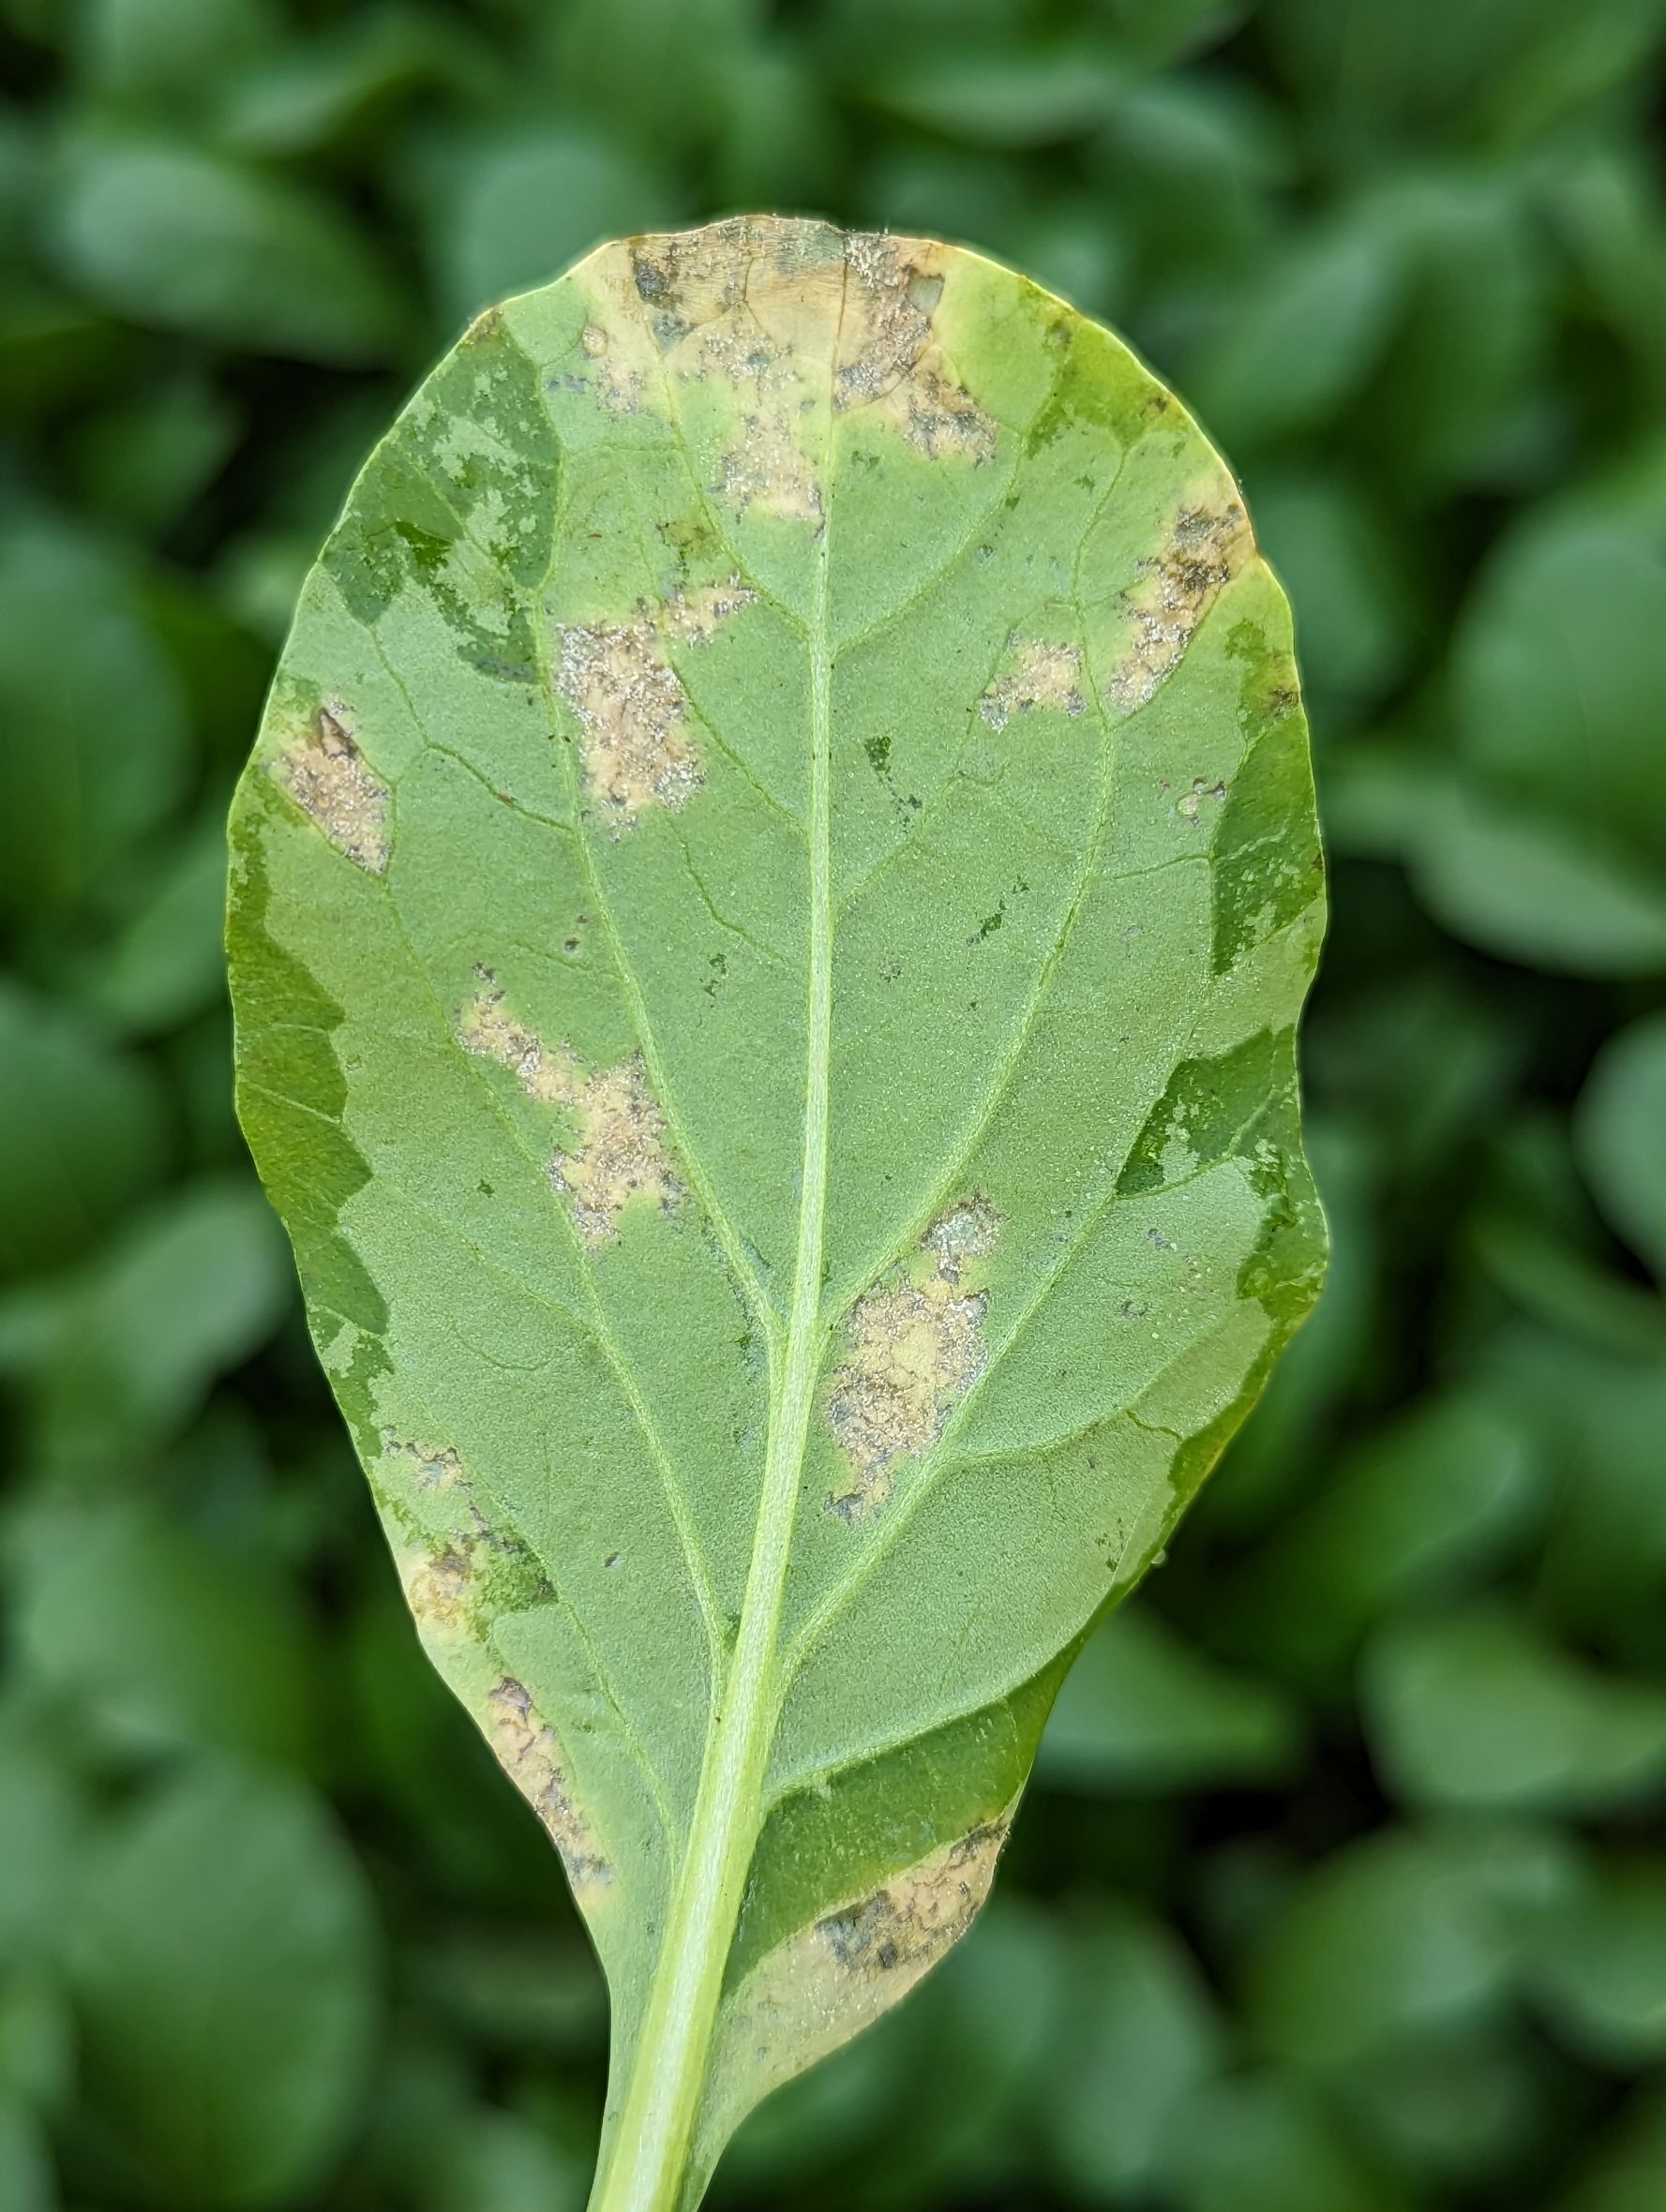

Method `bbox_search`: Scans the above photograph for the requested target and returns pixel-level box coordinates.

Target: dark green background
[3,2,1666,2206]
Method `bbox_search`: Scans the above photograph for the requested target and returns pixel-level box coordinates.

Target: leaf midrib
[582,254,847,2211]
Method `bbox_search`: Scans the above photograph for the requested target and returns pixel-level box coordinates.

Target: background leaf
[68,1759,379,2209]
[4,3,1666,2206]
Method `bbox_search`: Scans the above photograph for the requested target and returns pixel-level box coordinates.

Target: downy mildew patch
[271,702,390,871]
[826,1200,1001,1517]
[486,1675,610,1888]
[1108,493,1253,711]
[978,637,1087,731]
[552,580,754,830]
[461,979,678,1246]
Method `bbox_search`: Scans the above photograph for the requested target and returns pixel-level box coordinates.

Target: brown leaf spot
[978,638,1087,730]
[486,1676,609,1887]
[1109,498,1253,711]
[272,703,390,871]
[553,581,752,830]
[461,981,678,1245]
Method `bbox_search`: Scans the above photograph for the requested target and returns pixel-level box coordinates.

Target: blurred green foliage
[0,1,1663,2205]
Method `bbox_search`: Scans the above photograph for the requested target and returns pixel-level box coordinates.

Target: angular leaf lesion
[270,702,390,872]
[826,1200,1002,1517]
[551,580,754,831]
[486,1675,611,1889]
[702,1809,1013,2156]
[1107,492,1254,711]
[978,636,1087,730]
[838,233,998,463]
[461,979,680,1246]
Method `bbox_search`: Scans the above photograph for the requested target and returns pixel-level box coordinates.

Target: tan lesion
[702,1810,1013,2154]
[978,638,1087,731]
[826,1198,1002,1517]
[552,579,753,830]
[623,219,846,524]
[837,232,997,462]
[578,320,645,413]
[402,1544,474,1637]
[576,218,995,524]
[461,979,678,1246]
[384,1436,465,1491]
[1107,492,1254,711]
[271,701,390,871]
[485,1675,610,1888]
[816,1817,1010,1981]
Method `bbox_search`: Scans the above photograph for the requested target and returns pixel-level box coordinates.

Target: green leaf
[1228,1391,1543,1677]
[0,1724,93,1976]
[1248,1821,1581,2072]
[1576,1010,1666,1282]
[867,46,1129,148]
[226,216,1325,2208]
[1169,2075,1407,2212]
[1042,1903,1223,2199]
[1037,1597,1301,1793]
[0,515,190,935]
[0,1177,291,1464]
[14,1501,320,1768]
[0,978,166,1282]
[68,1758,379,2209]
[1362,1606,1666,1815]
[51,135,410,365]
[424,125,668,330]
[76,806,233,1037]
[1529,1860,1666,2067]
[0,2095,55,2212]
[1410,511,1666,974]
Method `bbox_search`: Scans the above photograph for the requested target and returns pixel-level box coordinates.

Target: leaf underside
[227,216,1326,2209]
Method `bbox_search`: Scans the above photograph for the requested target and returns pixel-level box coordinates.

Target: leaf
[68,1758,379,2209]
[51,135,410,365]
[14,1501,320,1767]
[0,515,190,935]
[1528,1860,1666,2067]
[1361,1606,1666,1815]
[0,1177,291,1464]
[226,216,1325,2207]
[1037,1598,1301,1793]
[0,1725,93,1976]
[424,125,668,329]
[1405,509,1666,975]
[1041,1904,1223,2199]
[1227,1390,1543,1676]
[1169,2075,1407,2212]
[0,2096,54,2212]
[1247,1822,1581,2073]
[0,978,166,1282]
[1576,1010,1666,1282]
